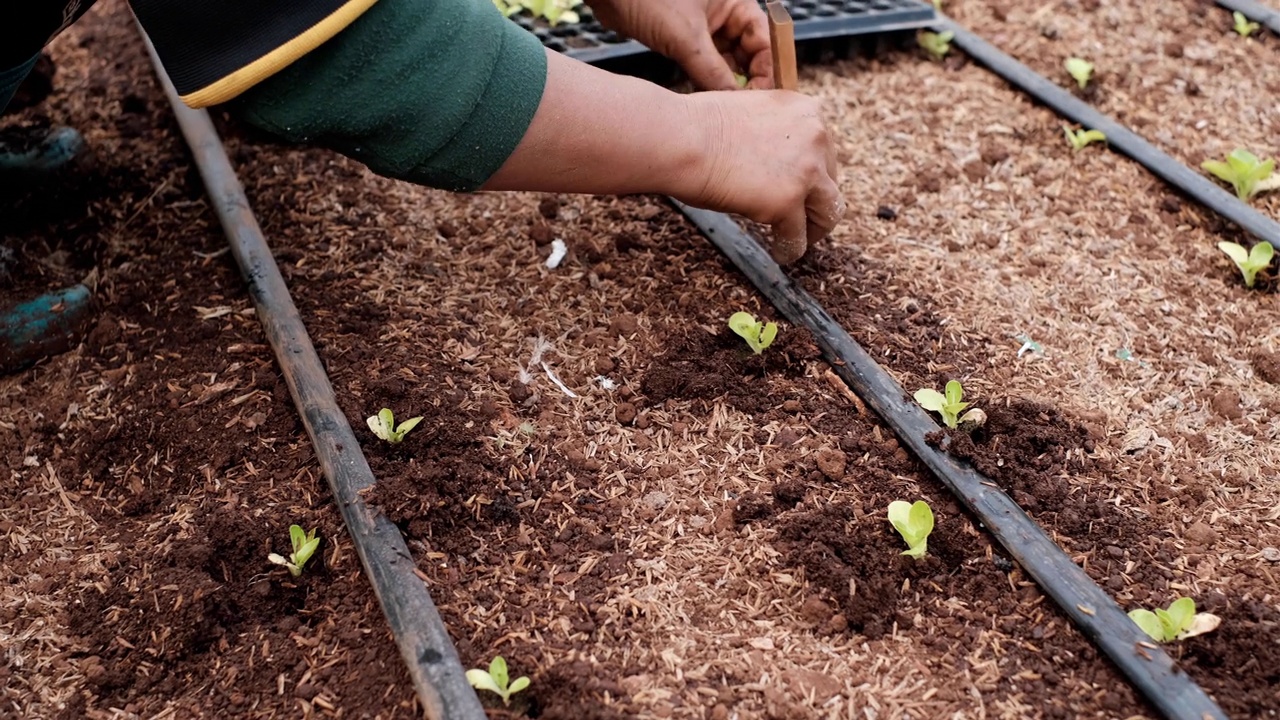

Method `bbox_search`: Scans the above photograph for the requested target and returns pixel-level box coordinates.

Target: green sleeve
[228,0,548,192]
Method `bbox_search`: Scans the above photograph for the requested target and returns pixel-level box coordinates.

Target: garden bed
[2,0,1278,718]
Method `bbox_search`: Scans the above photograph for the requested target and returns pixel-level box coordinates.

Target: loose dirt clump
[928,399,1094,513]
[639,326,821,414]
[764,490,972,641]
[1182,595,1280,715]
[1252,349,1280,385]
[362,409,518,556]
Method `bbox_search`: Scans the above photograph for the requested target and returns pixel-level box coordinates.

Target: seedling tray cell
[516,0,937,66]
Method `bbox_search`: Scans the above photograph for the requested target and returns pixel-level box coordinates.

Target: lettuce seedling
[493,0,581,24]
[1217,241,1275,288]
[1064,125,1106,151]
[492,0,521,16]
[1202,148,1278,201]
[1233,11,1260,37]
[734,73,749,88]
[1128,597,1221,642]
[914,380,972,428]
[918,30,955,61]
[887,500,934,558]
[367,407,423,444]
[728,312,778,354]
[268,525,320,577]
[466,656,530,706]
[1064,57,1094,90]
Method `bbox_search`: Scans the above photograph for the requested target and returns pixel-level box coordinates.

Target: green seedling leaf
[734,72,749,88]
[1063,125,1106,151]
[914,388,946,412]
[290,524,306,553]
[918,30,955,61]
[1166,597,1196,633]
[269,524,320,576]
[915,380,970,428]
[489,656,509,689]
[1128,597,1219,642]
[1202,148,1277,201]
[466,669,503,696]
[1218,241,1275,288]
[1128,609,1165,641]
[467,656,530,706]
[492,0,580,23]
[1064,57,1094,89]
[944,380,963,407]
[492,0,522,16]
[366,407,424,443]
[1233,11,1260,37]
[728,312,779,354]
[395,415,423,436]
[887,500,934,558]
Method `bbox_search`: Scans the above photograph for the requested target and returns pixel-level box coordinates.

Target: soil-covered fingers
[674,89,838,264]
[806,174,845,245]
[769,209,809,265]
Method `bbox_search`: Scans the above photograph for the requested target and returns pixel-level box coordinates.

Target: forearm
[482,50,708,198]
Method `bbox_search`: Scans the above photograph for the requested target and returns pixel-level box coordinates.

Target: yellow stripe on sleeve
[178,0,380,108]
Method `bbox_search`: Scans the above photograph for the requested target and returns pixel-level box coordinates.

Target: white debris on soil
[517,336,554,385]
[545,239,567,269]
[595,375,617,391]
[541,361,577,398]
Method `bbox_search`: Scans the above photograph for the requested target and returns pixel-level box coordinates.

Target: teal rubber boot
[1,55,96,374]
[0,285,95,374]
[0,125,87,183]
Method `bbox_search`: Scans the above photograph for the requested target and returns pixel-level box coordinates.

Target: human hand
[673,89,844,264]
[586,0,773,90]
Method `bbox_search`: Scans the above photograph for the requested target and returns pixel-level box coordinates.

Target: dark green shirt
[231,0,548,192]
[3,0,548,192]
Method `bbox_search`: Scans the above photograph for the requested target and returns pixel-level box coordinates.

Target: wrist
[665,92,728,207]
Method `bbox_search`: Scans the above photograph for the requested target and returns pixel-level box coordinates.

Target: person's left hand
[585,0,773,90]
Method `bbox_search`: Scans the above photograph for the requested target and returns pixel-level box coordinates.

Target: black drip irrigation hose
[669,201,1228,720]
[937,17,1280,251]
[138,31,486,720]
[1217,0,1280,35]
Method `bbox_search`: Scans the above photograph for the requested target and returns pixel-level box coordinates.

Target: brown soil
[4,0,1279,718]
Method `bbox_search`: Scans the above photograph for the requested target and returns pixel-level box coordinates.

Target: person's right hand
[673,89,844,264]
[483,50,841,264]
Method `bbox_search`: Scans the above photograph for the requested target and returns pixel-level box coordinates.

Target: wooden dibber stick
[767,1,798,91]
[762,1,807,264]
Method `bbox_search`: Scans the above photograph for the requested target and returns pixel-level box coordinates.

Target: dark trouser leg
[1,52,93,375]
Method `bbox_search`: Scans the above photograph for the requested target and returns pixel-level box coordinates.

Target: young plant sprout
[734,72,749,88]
[1063,125,1107,151]
[1064,57,1094,90]
[268,525,320,577]
[1201,148,1279,201]
[918,30,955,61]
[1217,241,1275,288]
[466,656,530,706]
[1233,11,1260,37]
[367,407,424,444]
[1128,597,1221,643]
[887,500,934,558]
[914,380,983,429]
[492,0,581,24]
[728,311,778,354]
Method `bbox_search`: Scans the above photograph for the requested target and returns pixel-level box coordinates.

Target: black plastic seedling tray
[517,0,936,68]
